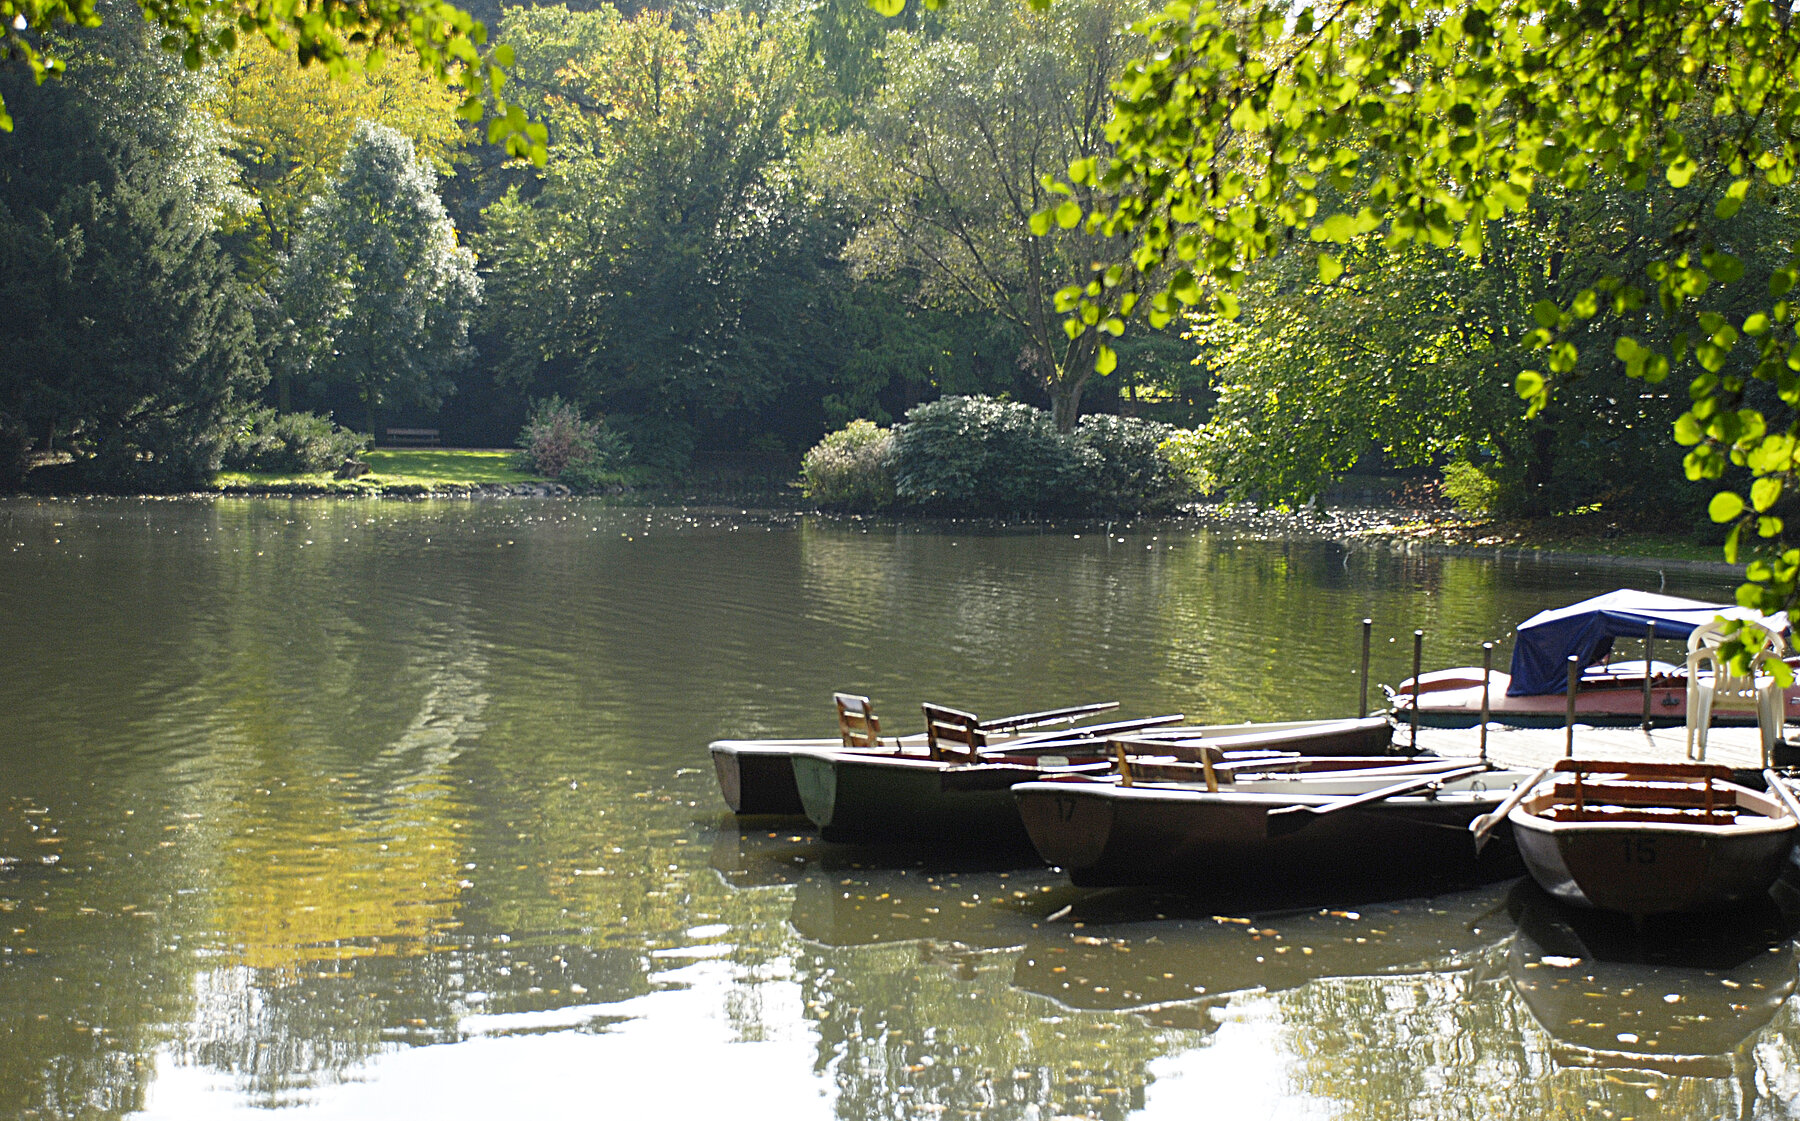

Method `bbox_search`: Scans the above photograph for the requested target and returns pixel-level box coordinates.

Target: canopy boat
[791,715,1398,845]
[1012,752,1534,890]
[1499,759,1799,916]
[1389,588,1798,728]
[709,693,1124,814]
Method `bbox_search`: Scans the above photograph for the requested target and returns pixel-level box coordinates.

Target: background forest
[0,0,1776,528]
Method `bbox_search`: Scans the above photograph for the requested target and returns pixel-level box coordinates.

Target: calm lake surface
[2,497,1794,1119]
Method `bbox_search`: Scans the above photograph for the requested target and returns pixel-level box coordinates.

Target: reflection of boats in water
[785,859,1078,949]
[1507,882,1800,1077]
[704,813,821,889]
[1010,884,1518,1029]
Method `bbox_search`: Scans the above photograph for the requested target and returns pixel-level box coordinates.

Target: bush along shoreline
[803,396,1194,518]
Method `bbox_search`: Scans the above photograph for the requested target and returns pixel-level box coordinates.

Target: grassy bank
[214,448,546,494]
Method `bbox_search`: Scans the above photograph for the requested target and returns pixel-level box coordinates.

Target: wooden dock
[1405,720,1789,775]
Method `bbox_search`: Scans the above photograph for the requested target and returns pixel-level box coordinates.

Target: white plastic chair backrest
[1686,617,1786,658]
[1687,619,1782,707]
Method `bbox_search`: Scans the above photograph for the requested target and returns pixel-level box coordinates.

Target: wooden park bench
[384,427,441,446]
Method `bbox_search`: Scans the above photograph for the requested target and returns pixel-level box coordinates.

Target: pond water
[1,497,1792,1120]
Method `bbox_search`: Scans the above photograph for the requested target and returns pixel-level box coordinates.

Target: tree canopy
[1044,0,1800,643]
[0,0,544,161]
[826,0,1160,431]
[278,121,481,431]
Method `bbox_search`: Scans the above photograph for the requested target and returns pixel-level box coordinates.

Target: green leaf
[1674,412,1705,445]
[1753,476,1785,512]
[1095,344,1117,375]
[1530,300,1560,329]
[1311,213,1358,243]
[1317,252,1343,283]
[866,0,905,16]
[1704,251,1746,284]
[1029,210,1052,237]
[1710,491,1746,523]
[1054,200,1081,229]
[1514,370,1544,400]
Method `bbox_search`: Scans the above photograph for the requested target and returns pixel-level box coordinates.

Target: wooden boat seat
[1106,753,1302,787]
[1551,758,1735,780]
[920,699,1125,762]
[1545,758,1752,824]
[922,703,991,762]
[1541,805,1743,826]
[836,692,886,747]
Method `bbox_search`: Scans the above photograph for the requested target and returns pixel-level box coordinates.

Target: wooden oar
[1263,764,1490,836]
[1762,769,1800,824]
[978,701,1120,733]
[992,714,1186,752]
[1468,766,1552,854]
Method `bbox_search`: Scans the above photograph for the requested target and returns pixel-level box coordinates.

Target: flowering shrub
[514,397,630,492]
[800,419,895,511]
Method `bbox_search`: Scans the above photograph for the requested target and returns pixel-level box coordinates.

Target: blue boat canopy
[1507,589,1782,696]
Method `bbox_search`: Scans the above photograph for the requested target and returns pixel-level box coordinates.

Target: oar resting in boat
[1263,764,1491,836]
[921,701,1173,761]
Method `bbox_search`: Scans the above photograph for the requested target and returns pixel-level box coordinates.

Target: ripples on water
[0,497,1790,1119]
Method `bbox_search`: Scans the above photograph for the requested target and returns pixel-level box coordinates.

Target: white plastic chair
[1685,619,1786,765]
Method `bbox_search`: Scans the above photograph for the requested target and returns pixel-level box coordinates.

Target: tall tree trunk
[1051,380,1085,433]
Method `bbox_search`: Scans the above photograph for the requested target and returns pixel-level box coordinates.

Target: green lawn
[214,448,543,493]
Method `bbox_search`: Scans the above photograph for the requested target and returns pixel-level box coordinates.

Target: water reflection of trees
[799,941,1170,1121]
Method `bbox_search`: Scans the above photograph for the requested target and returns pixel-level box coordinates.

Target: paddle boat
[1389,588,1798,728]
[1013,752,1534,890]
[790,715,1398,845]
[1488,759,1800,916]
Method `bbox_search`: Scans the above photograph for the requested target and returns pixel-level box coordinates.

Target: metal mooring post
[1479,642,1494,765]
[1565,655,1580,757]
[1410,630,1424,755]
[1642,621,1656,732]
[1358,618,1373,719]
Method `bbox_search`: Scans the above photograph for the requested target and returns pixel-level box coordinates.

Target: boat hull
[1510,807,1795,915]
[709,736,931,815]
[791,750,1055,845]
[1014,771,1529,891]
[736,716,1395,837]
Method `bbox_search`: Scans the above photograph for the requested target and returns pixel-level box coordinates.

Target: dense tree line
[4,0,1794,549]
[0,0,1203,492]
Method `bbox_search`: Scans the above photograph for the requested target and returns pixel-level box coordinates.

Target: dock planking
[1411,721,1786,775]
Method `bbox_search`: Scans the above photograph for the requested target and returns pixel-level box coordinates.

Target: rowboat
[1014,756,1534,890]
[1507,882,1799,1076]
[1501,759,1799,916]
[1389,588,1799,728]
[709,694,1123,814]
[791,716,1398,845]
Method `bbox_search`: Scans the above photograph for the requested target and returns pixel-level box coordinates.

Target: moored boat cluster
[710,588,1800,921]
